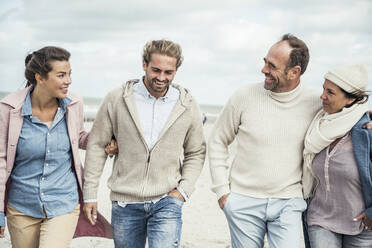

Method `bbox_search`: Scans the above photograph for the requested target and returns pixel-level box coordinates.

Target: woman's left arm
[76,99,117,155]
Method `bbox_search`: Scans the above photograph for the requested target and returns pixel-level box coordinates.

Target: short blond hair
[143,39,183,69]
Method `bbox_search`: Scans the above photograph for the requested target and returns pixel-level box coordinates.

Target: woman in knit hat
[303,64,372,247]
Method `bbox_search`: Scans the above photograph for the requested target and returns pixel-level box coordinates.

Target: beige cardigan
[83,80,206,202]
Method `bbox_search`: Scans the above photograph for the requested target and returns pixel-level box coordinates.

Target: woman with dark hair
[303,64,372,247]
[0,46,112,247]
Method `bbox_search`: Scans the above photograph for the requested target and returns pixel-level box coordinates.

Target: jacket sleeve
[366,207,372,220]
[351,115,372,220]
[0,103,10,214]
[178,99,206,197]
[365,128,372,220]
[366,129,372,219]
[208,96,241,199]
[77,98,89,150]
[83,93,115,200]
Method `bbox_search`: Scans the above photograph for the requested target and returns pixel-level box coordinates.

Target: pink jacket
[0,87,112,239]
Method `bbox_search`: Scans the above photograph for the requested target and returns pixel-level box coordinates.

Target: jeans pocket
[222,193,232,212]
[112,201,128,209]
[279,198,307,227]
[167,196,184,207]
[117,201,128,208]
[297,198,307,212]
[288,198,307,212]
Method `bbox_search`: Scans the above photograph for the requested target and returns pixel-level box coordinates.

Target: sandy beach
[0,120,304,247]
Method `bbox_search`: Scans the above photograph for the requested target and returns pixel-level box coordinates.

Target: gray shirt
[307,132,365,235]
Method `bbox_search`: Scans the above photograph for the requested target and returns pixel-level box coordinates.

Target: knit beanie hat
[324,64,368,93]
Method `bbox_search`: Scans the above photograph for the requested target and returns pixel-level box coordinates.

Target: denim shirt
[7,90,79,219]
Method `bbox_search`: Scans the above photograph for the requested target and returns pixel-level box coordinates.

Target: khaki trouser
[6,203,80,248]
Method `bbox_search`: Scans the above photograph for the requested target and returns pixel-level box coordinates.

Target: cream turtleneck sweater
[208,82,321,199]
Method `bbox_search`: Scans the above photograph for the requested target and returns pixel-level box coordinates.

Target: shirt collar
[60,96,72,110]
[134,76,179,102]
[21,87,72,116]
[21,89,33,116]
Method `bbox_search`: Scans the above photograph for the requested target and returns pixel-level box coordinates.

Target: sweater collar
[268,82,302,103]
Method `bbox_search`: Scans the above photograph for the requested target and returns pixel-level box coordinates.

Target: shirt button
[47,149,50,153]
[45,163,49,167]
[41,193,44,196]
[42,177,45,181]
[48,133,50,136]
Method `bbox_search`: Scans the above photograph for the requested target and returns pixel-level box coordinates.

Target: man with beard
[83,39,206,248]
[208,34,320,247]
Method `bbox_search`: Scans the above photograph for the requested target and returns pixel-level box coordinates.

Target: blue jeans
[111,196,183,248]
[223,192,307,248]
[308,225,372,248]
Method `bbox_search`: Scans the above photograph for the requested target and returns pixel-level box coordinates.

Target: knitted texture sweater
[83,80,206,202]
[209,82,321,199]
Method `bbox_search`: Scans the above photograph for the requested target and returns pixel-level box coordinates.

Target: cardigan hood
[122,79,195,109]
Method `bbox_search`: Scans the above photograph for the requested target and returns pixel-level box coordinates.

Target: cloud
[0,0,371,105]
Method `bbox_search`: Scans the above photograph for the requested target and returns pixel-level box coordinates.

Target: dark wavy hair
[25,46,70,87]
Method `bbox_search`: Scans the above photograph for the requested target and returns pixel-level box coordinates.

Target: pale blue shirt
[0,90,78,227]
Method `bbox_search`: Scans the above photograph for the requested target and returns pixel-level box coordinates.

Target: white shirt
[133,79,179,151]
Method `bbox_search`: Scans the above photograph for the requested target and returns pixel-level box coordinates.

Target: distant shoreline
[0,91,223,123]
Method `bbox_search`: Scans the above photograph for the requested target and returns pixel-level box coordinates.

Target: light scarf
[302,102,368,198]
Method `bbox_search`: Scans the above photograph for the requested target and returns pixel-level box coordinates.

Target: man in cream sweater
[208,34,321,247]
[83,40,206,248]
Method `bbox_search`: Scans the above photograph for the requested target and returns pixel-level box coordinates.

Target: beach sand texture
[0,121,304,247]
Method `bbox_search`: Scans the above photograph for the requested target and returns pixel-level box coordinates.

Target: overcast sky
[1,0,371,105]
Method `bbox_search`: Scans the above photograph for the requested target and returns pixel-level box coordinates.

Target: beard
[147,77,170,94]
[263,73,280,91]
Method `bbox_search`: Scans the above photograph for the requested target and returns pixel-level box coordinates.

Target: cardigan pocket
[168,167,182,188]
